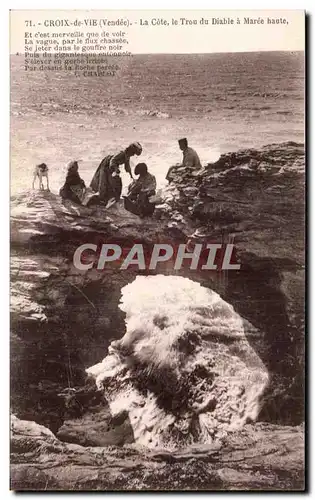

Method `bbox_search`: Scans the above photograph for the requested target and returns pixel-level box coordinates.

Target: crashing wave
[87,275,269,449]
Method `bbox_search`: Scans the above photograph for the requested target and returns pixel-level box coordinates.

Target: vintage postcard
[10,9,305,491]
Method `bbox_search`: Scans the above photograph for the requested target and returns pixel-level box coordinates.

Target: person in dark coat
[59,161,86,204]
[90,142,142,205]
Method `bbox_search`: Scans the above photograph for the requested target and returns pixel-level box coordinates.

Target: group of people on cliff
[59,138,201,218]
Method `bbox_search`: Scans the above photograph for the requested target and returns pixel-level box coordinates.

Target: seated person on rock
[90,142,142,207]
[179,137,202,169]
[59,161,86,204]
[124,163,157,217]
[166,137,202,182]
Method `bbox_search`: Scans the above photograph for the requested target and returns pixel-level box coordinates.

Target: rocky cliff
[10,141,305,490]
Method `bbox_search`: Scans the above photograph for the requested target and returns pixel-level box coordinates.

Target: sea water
[10,51,304,194]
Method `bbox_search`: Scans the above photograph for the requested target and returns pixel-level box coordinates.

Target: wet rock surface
[10,141,305,490]
[11,416,304,491]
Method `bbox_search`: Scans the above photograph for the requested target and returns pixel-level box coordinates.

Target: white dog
[32,163,50,191]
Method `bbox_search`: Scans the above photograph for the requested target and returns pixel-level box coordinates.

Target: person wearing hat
[178,138,202,169]
[59,161,86,204]
[166,138,202,183]
[90,142,143,206]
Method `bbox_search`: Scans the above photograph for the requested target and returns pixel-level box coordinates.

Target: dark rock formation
[162,141,305,425]
[10,142,305,490]
[11,416,304,491]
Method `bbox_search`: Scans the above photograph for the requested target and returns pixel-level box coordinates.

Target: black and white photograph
[9,9,305,491]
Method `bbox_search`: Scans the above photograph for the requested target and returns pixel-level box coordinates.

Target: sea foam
[87,275,269,449]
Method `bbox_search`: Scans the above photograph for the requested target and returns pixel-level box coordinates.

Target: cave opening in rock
[11,257,304,438]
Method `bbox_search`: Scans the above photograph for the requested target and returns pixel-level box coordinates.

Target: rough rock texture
[162,141,305,424]
[10,142,305,490]
[11,192,191,433]
[11,416,304,491]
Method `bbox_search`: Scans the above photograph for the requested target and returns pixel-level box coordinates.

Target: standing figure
[32,163,50,191]
[90,142,142,205]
